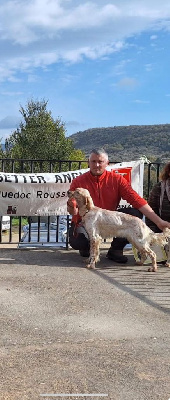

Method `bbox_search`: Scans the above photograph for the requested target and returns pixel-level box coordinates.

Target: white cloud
[0,116,21,129]
[0,0,170,81]
[0,1,121,44]
[145,63,152,71]
[116,77,138,89]
[66,120,82,128]
[133,99,150,104]
[150,34,157,40]
[1,91,23,96]
[27,74,39,83]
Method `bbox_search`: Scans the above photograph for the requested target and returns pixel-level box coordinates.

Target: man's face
[88,153,109,175]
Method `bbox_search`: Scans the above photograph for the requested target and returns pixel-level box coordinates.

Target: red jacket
[69,169,147,223]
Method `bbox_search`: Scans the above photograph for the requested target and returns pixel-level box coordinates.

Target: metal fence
[0,158,165,247]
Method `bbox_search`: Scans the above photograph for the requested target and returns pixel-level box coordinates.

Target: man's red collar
[89,170,107,181]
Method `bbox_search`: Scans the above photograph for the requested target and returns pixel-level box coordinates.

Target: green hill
[69,124,170,161]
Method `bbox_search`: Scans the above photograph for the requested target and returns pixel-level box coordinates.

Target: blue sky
[0,0,170,142]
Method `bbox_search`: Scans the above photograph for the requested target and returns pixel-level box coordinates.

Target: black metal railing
[0,158,88,174]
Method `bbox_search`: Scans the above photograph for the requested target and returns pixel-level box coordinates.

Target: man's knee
[69,223,90,251]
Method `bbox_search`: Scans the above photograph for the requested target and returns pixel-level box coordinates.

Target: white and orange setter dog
[68,187,170,272]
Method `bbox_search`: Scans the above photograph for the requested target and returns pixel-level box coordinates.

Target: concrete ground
[0,242,170,400]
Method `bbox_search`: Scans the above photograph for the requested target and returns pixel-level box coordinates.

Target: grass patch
[12,217,28,226]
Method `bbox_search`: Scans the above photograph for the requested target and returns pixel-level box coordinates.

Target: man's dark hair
[160,162,170,181]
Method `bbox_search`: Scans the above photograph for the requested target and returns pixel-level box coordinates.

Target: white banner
[0,160,144,216]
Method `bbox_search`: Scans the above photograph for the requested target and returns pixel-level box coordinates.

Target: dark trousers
[69,207,143,252]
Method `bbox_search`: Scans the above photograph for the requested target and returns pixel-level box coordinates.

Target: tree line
[69,125,170,162]
[0,99,86,172]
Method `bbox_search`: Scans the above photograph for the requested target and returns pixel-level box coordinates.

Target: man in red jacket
[67,149,170,263]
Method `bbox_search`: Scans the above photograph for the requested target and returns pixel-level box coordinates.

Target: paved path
[0,246,170,400]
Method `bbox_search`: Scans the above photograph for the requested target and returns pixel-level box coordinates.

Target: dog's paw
[86,263,95,269]
[165,262,170,268]
[148,266,157,272]
[82,258,89,263]
[136,260,143,266]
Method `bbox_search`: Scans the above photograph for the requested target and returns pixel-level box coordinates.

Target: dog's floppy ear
[86,195,93,210]
[67,190,74,198]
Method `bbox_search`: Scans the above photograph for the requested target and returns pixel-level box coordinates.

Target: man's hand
[67,198,78,216]
[140,204,170,232]
[157,219,170,231]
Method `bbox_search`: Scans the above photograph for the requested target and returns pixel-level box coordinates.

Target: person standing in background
[145,162,170,232]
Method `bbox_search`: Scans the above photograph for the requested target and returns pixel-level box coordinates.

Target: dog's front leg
[135,249,147,266]
[146,248,157,272]
[136,245,157,272]
[86,238,97,269]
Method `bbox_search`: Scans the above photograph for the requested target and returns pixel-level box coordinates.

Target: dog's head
[67,188,94,216]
